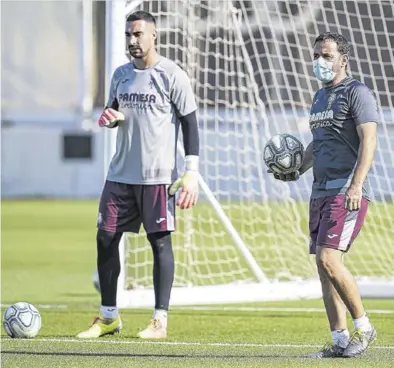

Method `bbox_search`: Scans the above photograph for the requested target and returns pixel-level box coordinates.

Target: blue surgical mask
[313,58,336,83]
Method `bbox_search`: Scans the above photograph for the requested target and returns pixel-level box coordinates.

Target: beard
[129,46,144,59]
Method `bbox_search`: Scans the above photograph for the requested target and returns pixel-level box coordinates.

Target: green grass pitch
[1,200,394,367]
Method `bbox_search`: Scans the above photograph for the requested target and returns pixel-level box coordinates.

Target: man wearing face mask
[269,32,379,358]
[77,11,200,339]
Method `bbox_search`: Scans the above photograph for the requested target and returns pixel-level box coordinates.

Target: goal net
[106,0,394,307]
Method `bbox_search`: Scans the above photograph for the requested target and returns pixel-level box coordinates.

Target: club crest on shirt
[327,93,336,109]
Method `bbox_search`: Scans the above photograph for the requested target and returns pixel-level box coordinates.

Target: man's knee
[97,229,122,249]
[147,232,172,253]
[316,246,343,278]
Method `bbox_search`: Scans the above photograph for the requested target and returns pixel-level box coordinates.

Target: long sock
[147,232,174,311]
[353,313,372,332]
[97,230,123,307]
[331,329,350,348]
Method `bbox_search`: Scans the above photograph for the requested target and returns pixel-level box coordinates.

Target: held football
[263,134,304,174]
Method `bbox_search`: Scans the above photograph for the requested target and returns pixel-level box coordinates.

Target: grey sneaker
[342,326,377,358]
[307,342,345,358]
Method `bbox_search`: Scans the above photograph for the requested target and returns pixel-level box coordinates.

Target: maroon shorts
[97,181,175,234]
[309,194,368,254]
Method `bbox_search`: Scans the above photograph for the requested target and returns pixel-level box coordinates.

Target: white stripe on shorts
[166,185,175,231]
[338,214,357,251]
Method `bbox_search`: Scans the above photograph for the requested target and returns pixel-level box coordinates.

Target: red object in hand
[98,108,124,127]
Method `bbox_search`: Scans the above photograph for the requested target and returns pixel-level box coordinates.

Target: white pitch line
[3,338,393,350]
[2,304,394,315]
[174,306,394,315]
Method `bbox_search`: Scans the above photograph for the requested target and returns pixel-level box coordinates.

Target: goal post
[104,0,130,295]
[104,0,394,307]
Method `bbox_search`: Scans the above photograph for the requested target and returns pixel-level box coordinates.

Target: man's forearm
[299,142,314,175]
[351,136,377,187]
[180,111,199,169]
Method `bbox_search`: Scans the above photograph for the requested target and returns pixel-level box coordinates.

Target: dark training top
[309,77,379,200]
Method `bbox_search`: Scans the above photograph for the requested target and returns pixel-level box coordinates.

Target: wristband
[185,155,199,172]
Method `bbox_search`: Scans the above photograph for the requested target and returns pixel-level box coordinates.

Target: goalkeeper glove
[169,156,199,210]
[98,108,125,128]
[267,169,300,182]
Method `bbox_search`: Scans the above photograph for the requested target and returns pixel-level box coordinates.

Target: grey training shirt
[106,57,197,185]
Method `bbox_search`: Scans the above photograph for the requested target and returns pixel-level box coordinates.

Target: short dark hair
[126,11,156,25]
[314,32,351,55]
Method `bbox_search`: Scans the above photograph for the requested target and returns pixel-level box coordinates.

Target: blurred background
[1,0,393,199]
[1,1,394,306]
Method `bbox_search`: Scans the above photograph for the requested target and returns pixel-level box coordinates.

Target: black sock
[147,231,174,310]
[97,229,123,307]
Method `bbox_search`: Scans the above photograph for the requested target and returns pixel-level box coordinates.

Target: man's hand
[344,183,363,211]
[98,108,125,128]
[169,171,199,210]
[267,169,300,182]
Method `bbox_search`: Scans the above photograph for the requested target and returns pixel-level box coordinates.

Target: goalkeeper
[270,32,378,358]
[77,11,199,339]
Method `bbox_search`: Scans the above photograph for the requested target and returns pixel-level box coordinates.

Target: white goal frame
[104,1,394,308]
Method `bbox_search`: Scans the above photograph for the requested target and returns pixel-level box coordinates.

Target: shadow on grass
[2,350,304,359]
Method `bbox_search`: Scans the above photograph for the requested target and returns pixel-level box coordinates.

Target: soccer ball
[3,302,41,338]
[263,133,304,174]
[93,270,101,293]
